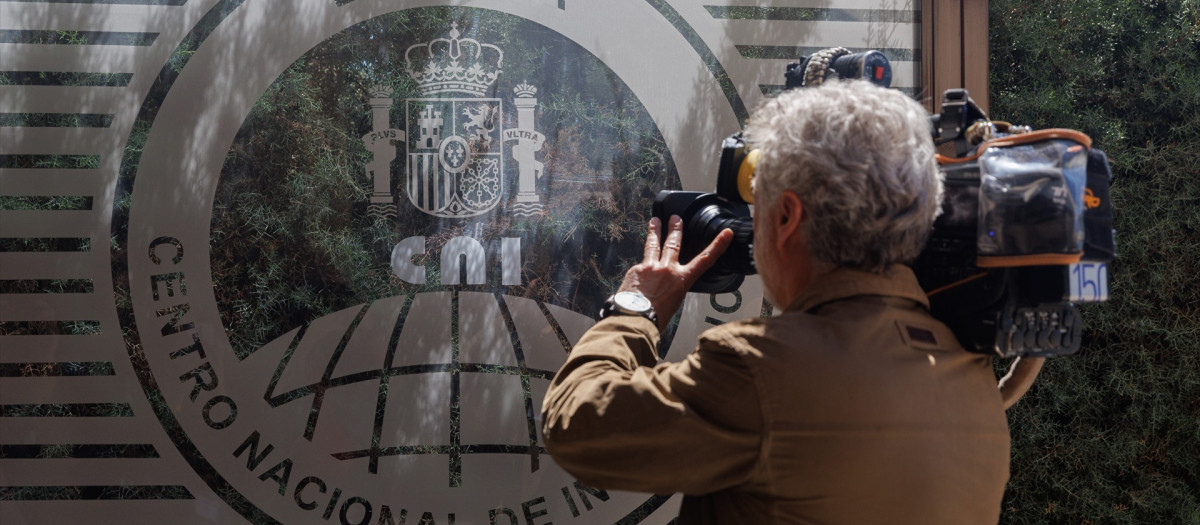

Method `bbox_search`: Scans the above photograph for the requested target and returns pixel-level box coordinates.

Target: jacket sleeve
[540,315,763,495]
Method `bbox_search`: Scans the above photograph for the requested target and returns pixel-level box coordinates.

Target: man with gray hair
[542,81,1011,523]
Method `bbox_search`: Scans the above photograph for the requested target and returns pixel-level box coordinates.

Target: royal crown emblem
[404,23,503,97]
[365,24,546,219]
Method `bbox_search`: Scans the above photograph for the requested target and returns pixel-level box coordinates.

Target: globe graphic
[259,291,595,488]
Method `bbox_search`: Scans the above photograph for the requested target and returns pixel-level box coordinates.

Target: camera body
[651,133,757,294]
[654,51,1116,358]
[911,108,1115,357]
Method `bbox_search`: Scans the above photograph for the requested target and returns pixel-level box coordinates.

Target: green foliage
[0,196,93,210]
[990,1,1200,522]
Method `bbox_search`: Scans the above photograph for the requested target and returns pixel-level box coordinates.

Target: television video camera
[653,48,1116,358]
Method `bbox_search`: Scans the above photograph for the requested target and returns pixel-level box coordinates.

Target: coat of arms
[365,24,546,219]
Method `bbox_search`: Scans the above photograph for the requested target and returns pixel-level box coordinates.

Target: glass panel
[0,1,922,523]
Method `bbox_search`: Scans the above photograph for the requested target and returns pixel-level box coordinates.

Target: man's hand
[618,215,733,330]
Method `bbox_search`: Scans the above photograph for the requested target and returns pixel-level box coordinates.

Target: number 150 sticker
[1069,261,1110,302]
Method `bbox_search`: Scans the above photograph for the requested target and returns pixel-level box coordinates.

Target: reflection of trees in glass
[212,7,679,354]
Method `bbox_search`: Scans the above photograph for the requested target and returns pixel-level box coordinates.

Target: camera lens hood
[653,190,755,294]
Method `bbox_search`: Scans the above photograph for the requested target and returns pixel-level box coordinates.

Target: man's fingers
[684,228,734,274]
[661,215,684,263]
[643,217,662,263]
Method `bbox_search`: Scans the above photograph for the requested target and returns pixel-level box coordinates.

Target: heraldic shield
[405,98,504,218]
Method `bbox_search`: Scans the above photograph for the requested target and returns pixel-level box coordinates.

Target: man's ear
[775,190,804,248]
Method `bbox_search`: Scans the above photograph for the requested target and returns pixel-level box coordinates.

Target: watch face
[615,291,653,313]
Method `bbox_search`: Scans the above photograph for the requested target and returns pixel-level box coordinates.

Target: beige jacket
[542,265,1010,524]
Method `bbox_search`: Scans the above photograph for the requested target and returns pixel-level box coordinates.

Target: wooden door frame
[921,0,989,114]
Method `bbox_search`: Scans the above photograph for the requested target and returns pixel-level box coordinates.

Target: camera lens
[785,50,893,89]
[653,191,755,294]
[830,50,892,88]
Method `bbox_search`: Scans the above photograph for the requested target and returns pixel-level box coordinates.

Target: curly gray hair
[745,80,942,273]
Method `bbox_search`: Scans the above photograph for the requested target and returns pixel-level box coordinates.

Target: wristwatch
[599,291,658,325]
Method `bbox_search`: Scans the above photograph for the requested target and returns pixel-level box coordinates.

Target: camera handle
[929,89,989,157]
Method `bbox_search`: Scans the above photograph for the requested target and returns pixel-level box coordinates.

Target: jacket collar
[784,264,930,313]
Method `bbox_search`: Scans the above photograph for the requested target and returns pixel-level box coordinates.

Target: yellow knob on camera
[737,149,760,204]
